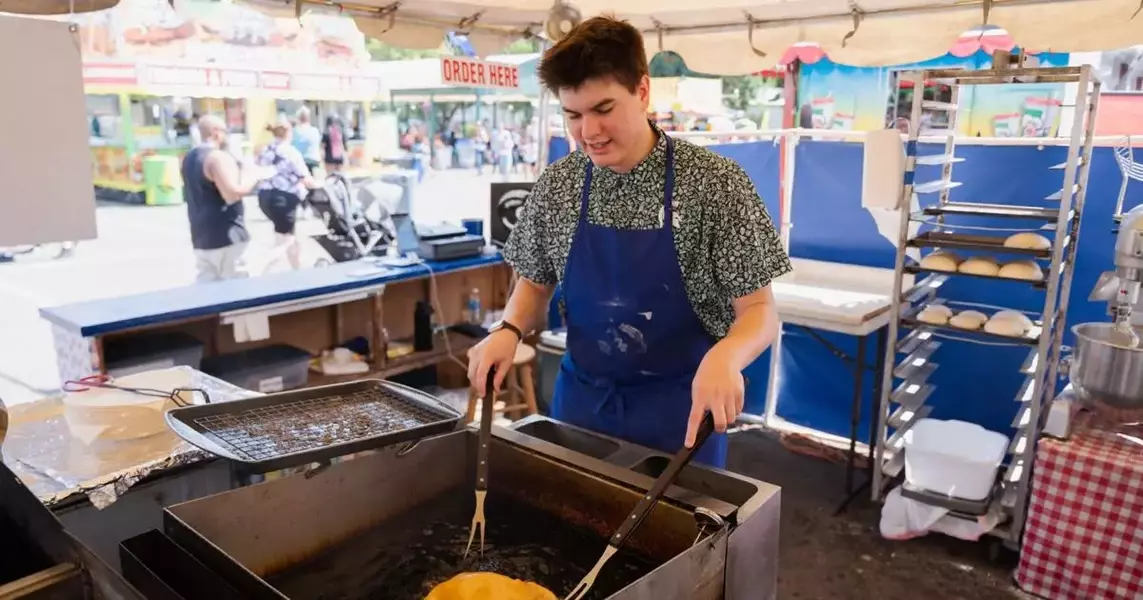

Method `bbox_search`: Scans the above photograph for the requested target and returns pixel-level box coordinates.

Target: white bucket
[903,418,1009,501]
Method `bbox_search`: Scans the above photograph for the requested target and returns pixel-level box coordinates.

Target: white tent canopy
[234,0,1143,74]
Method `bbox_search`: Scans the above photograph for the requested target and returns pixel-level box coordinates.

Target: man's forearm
[711,301,779,371]
[223,171,260,203]
[502,276,555,335]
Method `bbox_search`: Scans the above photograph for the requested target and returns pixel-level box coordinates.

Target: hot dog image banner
[796,50,1071,137]
[76,0,373,93]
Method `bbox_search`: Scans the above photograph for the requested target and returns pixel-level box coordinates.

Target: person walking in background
[292,107,322,175]
[512,127,525,174]
[492,125,515,179]
[257,114,319,271]
[189,112,203,146]
[474,121,491,174]
[411,132,430,183]
[182,115,266,283]
[520,129,539,177]
[322,115,348,174]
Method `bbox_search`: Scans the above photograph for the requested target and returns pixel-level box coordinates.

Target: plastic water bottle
[466,288,482,325]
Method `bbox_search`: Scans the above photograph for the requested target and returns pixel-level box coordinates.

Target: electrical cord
[411,256,470,372]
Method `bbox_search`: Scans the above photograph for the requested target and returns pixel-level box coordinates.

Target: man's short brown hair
[538,16,649,94]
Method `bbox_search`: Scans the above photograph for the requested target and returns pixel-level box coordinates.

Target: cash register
[389,213,485,262]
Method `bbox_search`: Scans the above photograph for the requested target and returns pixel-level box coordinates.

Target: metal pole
[536,40,552,174]
[537,90,550,173]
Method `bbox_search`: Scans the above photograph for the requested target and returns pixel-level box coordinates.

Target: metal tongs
[464,369,497,559]
[565,413,717,600]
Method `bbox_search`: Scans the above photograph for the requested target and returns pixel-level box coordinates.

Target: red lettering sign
[86,61,383,99]
[440,57,520,90]
[260,72,290,90]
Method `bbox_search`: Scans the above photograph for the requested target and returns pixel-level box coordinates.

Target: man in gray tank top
[182,115,265,282]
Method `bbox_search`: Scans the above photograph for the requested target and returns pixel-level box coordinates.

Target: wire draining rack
[166,379,463,472]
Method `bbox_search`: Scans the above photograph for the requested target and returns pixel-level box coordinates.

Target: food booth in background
[793,30,1070,136]
[378,53,546,168]
[78,0,386,204]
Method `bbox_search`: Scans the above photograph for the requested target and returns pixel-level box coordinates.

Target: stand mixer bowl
[1070,322,1143,410]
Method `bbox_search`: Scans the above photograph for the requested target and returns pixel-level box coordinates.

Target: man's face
[212,128,229,149]
[559,75,650,171]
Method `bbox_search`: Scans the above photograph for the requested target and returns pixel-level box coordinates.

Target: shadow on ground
[726,429,1030,600]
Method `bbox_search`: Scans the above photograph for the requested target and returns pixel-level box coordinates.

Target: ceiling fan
[544,1,581,41]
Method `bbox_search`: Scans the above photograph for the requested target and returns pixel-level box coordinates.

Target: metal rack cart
[871,60,1101,550]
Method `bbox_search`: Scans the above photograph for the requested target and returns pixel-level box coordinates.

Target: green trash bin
[142,155,183,206]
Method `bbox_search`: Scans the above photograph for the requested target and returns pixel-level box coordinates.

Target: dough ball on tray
[984,317,1028,337]
[998,260,1044,281]
[916,304,953,325]
[987,310,1034,337]
[919,250,961,272]
[958,256,1000,276]
[1003,232,1051,251]
[949,310,988,330]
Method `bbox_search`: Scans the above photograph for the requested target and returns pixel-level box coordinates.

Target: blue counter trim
[40,254,504,338]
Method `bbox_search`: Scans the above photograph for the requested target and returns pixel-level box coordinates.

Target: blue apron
[550,137,729,468]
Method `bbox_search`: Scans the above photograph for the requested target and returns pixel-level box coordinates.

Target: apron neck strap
[578,134,676,228]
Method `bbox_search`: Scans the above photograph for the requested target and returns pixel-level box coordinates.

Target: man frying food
[467,17,791,469]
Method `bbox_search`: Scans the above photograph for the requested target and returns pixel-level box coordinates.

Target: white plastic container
[903,418,1009,501]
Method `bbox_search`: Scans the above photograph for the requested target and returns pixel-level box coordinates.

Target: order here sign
[440,56,520,90]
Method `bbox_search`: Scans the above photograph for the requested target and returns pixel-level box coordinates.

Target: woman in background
[292,107,323,175]
[322,115,348,174]
[520,129,538,177]
[257,115,319,271]
[411,133,430,183]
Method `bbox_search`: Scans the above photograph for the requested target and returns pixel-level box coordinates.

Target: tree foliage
[366,39,451,61]
[648,51,779,111]
[723,76,764,111]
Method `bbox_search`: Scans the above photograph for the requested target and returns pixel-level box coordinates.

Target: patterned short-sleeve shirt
[503,125,792,339]
[257,141,309,198]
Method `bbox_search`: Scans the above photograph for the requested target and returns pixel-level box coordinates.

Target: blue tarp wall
[547,137,1130,440]
[780,141,1125,442]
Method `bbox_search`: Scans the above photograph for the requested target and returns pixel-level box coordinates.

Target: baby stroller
[307,173,395,265]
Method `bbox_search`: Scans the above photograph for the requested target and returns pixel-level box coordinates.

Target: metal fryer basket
[165,379,463,472]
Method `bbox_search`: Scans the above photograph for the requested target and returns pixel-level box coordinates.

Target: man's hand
[687,347,745,447]
[467,329,519,395]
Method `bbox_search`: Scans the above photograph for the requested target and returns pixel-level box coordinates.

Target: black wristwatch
[488,320,523,341]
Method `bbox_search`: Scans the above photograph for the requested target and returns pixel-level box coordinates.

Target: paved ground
[0,168,527,405]
[729,430,1030,600]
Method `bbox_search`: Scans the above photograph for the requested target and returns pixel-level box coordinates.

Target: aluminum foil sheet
[0,367,257,509]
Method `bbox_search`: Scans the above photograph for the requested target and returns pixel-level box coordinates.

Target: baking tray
[901,303,1043,346]
[165,379,463,472]
[919,202,1062,221]
[907,231,1053,258]
[903,264,1047,288]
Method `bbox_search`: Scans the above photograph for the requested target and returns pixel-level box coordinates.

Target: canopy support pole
[536,39,552,174]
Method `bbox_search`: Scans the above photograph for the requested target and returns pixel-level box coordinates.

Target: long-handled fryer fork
[464,369,497,559]
[565,412,717,600]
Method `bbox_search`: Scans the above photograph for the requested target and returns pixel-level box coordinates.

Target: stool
[466,344,539,423]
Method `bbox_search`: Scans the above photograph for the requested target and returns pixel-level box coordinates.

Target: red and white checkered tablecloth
[1016,413,1143,600]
